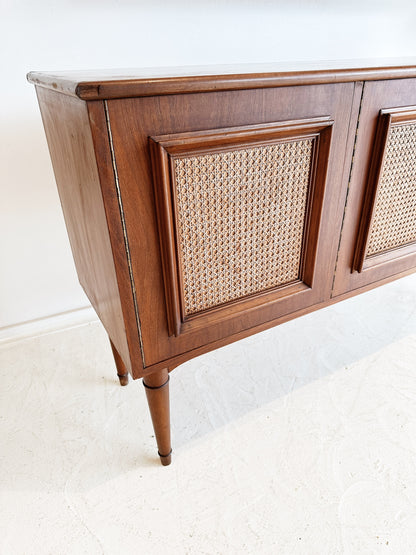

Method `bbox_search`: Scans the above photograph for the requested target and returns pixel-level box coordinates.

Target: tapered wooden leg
[143,368,172,466]
[109,339,129,386]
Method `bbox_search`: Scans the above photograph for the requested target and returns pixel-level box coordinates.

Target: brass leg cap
[159,449,172,466]
[117,373,129,386]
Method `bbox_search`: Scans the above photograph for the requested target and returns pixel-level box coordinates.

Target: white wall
[2,0,416,332]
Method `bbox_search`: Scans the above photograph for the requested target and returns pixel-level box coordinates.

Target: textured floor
[1,274,416,554]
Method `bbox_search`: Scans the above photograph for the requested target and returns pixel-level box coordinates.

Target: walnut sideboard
[28,61,416,465]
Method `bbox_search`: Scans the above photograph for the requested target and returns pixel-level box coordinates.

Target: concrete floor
[1,274,416,554]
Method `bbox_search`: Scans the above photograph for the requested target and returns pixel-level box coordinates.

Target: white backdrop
[2,0,416,332]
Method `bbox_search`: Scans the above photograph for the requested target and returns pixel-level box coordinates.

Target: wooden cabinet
[28,61,416,465]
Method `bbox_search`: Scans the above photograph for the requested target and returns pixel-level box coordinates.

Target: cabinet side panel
[35,86,131,372]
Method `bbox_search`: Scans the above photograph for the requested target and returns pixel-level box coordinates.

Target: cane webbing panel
[367,122,416,257]
[174,139,314,315]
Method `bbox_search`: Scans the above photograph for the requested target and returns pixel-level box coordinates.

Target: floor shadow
[170,273,416,447]
[1,274,415,491]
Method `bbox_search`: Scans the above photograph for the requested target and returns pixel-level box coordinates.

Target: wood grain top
[27,58,416,100]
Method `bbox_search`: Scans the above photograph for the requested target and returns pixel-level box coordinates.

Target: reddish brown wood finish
[87,100,146,376]
[27,58,416,100]
[29,64,416,465]
[332,79,416,297]
[107,83,356,367]
[110,339,129,386]
[35,87,131,373]
[352,106,416,273]
[149,117,334,338]
[143,369,172,466]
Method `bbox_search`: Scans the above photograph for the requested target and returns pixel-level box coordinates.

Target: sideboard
[28,60,416,465]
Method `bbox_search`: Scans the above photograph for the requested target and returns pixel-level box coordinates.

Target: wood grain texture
[110,339,129,386]
[333,78,416,296]
[145,264,416,376]
[31,65,416,466]
[149,117,333,337]
[87,101,146,378]
[35,87,131,374]
[352,110,393,272]
[34,74,415,379]
[106,83,357,367]
[143,369,172,466]
[353,106,416,272]
[27,58,416,100]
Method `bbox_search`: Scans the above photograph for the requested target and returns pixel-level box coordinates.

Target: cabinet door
[149,117,334,337]
[106,83,358,367]
[333,79,416,297]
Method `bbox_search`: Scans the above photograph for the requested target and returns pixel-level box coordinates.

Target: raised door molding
[150,118,333,336]
[332,78,416,298]
[353,106,416,272]
[104,83,357,367]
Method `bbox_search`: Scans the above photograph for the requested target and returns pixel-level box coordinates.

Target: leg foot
[117,373,129,387]
[109,339,129,386]
[143,368,172,466]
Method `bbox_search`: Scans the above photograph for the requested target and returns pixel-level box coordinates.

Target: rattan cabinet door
[106,83,359,366]
[333,79,416,297]
[149,118,334,337]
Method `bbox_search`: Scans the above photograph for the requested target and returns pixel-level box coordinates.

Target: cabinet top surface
[28,58,416,100]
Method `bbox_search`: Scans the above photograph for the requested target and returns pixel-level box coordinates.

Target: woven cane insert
[174,139,314,315]
[367,122,416,257]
